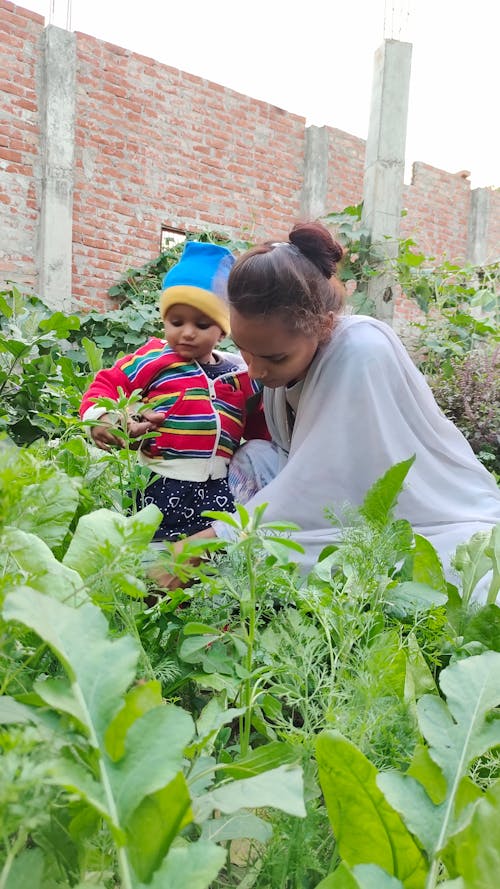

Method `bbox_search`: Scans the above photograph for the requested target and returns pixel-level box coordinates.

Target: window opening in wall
[161,227,186,251]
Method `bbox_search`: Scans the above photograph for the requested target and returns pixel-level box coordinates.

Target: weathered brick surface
[71,33,304,310]
[401,163,472,262]
[325,127,365,213]
[0,4,497,321]
[0,1,43,290]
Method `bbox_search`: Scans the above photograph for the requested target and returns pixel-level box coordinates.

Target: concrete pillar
[362,39,412,324]
[37,25,76,311]
[300,125,329,220]
[467,188,490,265]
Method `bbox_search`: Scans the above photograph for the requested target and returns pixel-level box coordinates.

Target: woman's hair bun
[289,222,343,279]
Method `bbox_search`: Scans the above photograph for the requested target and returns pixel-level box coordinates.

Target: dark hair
[228,222,345,338]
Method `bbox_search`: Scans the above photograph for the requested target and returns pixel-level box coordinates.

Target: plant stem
[0,829,27,889]
[72,682,135,889]
[240,542,257,757]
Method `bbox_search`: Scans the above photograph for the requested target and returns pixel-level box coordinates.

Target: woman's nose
[247,359,267,380]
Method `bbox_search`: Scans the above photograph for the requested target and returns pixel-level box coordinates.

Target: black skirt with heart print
[137,475,235,540]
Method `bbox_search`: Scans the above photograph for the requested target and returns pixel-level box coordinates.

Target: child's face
[163,304,223,363]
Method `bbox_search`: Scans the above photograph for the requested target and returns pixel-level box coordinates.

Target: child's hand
[127,410,166,451]
[90,414,125,451]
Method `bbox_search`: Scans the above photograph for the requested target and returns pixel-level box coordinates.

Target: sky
[19,0,500,189]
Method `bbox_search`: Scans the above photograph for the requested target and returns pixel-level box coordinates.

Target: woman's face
[230,308,322,388]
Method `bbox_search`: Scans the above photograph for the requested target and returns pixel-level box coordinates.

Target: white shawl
[236,315,500,582]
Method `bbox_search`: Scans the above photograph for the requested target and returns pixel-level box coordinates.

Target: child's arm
[79,364,132,450]
[79,364,132,418]
[243,391,270,442]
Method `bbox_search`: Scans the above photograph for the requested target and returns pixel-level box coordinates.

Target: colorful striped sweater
[80,338,268,464]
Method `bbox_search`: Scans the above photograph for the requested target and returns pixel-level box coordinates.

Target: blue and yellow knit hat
[160,241,235,334]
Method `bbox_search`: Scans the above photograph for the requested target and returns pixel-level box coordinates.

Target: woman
[168,222,500,592]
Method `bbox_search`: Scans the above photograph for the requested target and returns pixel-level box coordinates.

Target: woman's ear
[319,311,336,342]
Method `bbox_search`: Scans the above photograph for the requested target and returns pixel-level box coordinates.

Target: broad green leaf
[485,524,500,605]
[107,704,194,824]
[359,457,415,527]
[105,680,163,761]
[81,336,103,372]
[386,581,447,618]
[259,520,302,532]
[419,652,500,789]
[235,503,250,527]
[220,741,300,779]
[127,771,193,883]
[376,770,441,856]
[201,812,272,843]
[444,778,500,888]
[34,676,86,727]
[179,634,220,662]
[193,764,305,822]
[411,534,447,592]
[51,758,110,823]
[452,530,493,606]
[3,588,138,743]
[261,536,304,561]
[183,622,224,636]
[4,848,45,889]
[5,473,80,551]
[63,505,163,580]
[3,528,88,605]
[142,839,225,889]
[0,292,13,318]
[463,604,500,651]
[188,754,217,796]
[316,862,405,888]
[201,510,242,529]
[407,744,446,805]
[383,652,500,859]
[0,336,30,358]
[316,731,426,888]
[0,695,41,725]
[193,697,245,749]
[405,633,437,700]
[39,311,80,336]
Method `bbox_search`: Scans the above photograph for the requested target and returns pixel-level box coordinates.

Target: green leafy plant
[315,649,500,888]
[322,204,378,316]
[178,503,304,757]
[0,287,92,445]
[429,344,500,474]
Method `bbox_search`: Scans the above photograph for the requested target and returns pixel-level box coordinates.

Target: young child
[80,241,268,541]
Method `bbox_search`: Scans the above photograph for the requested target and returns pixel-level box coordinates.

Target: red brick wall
[324,127,365,213]
[401,163,472,261]
[72,34,305,310]
[0,1,43,290]
[1,3,496,315]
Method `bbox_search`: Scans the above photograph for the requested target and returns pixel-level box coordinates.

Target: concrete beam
[362,39,412,323]
[300,125,329,220]
[467,188,490,265]
[37,25,76,311]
